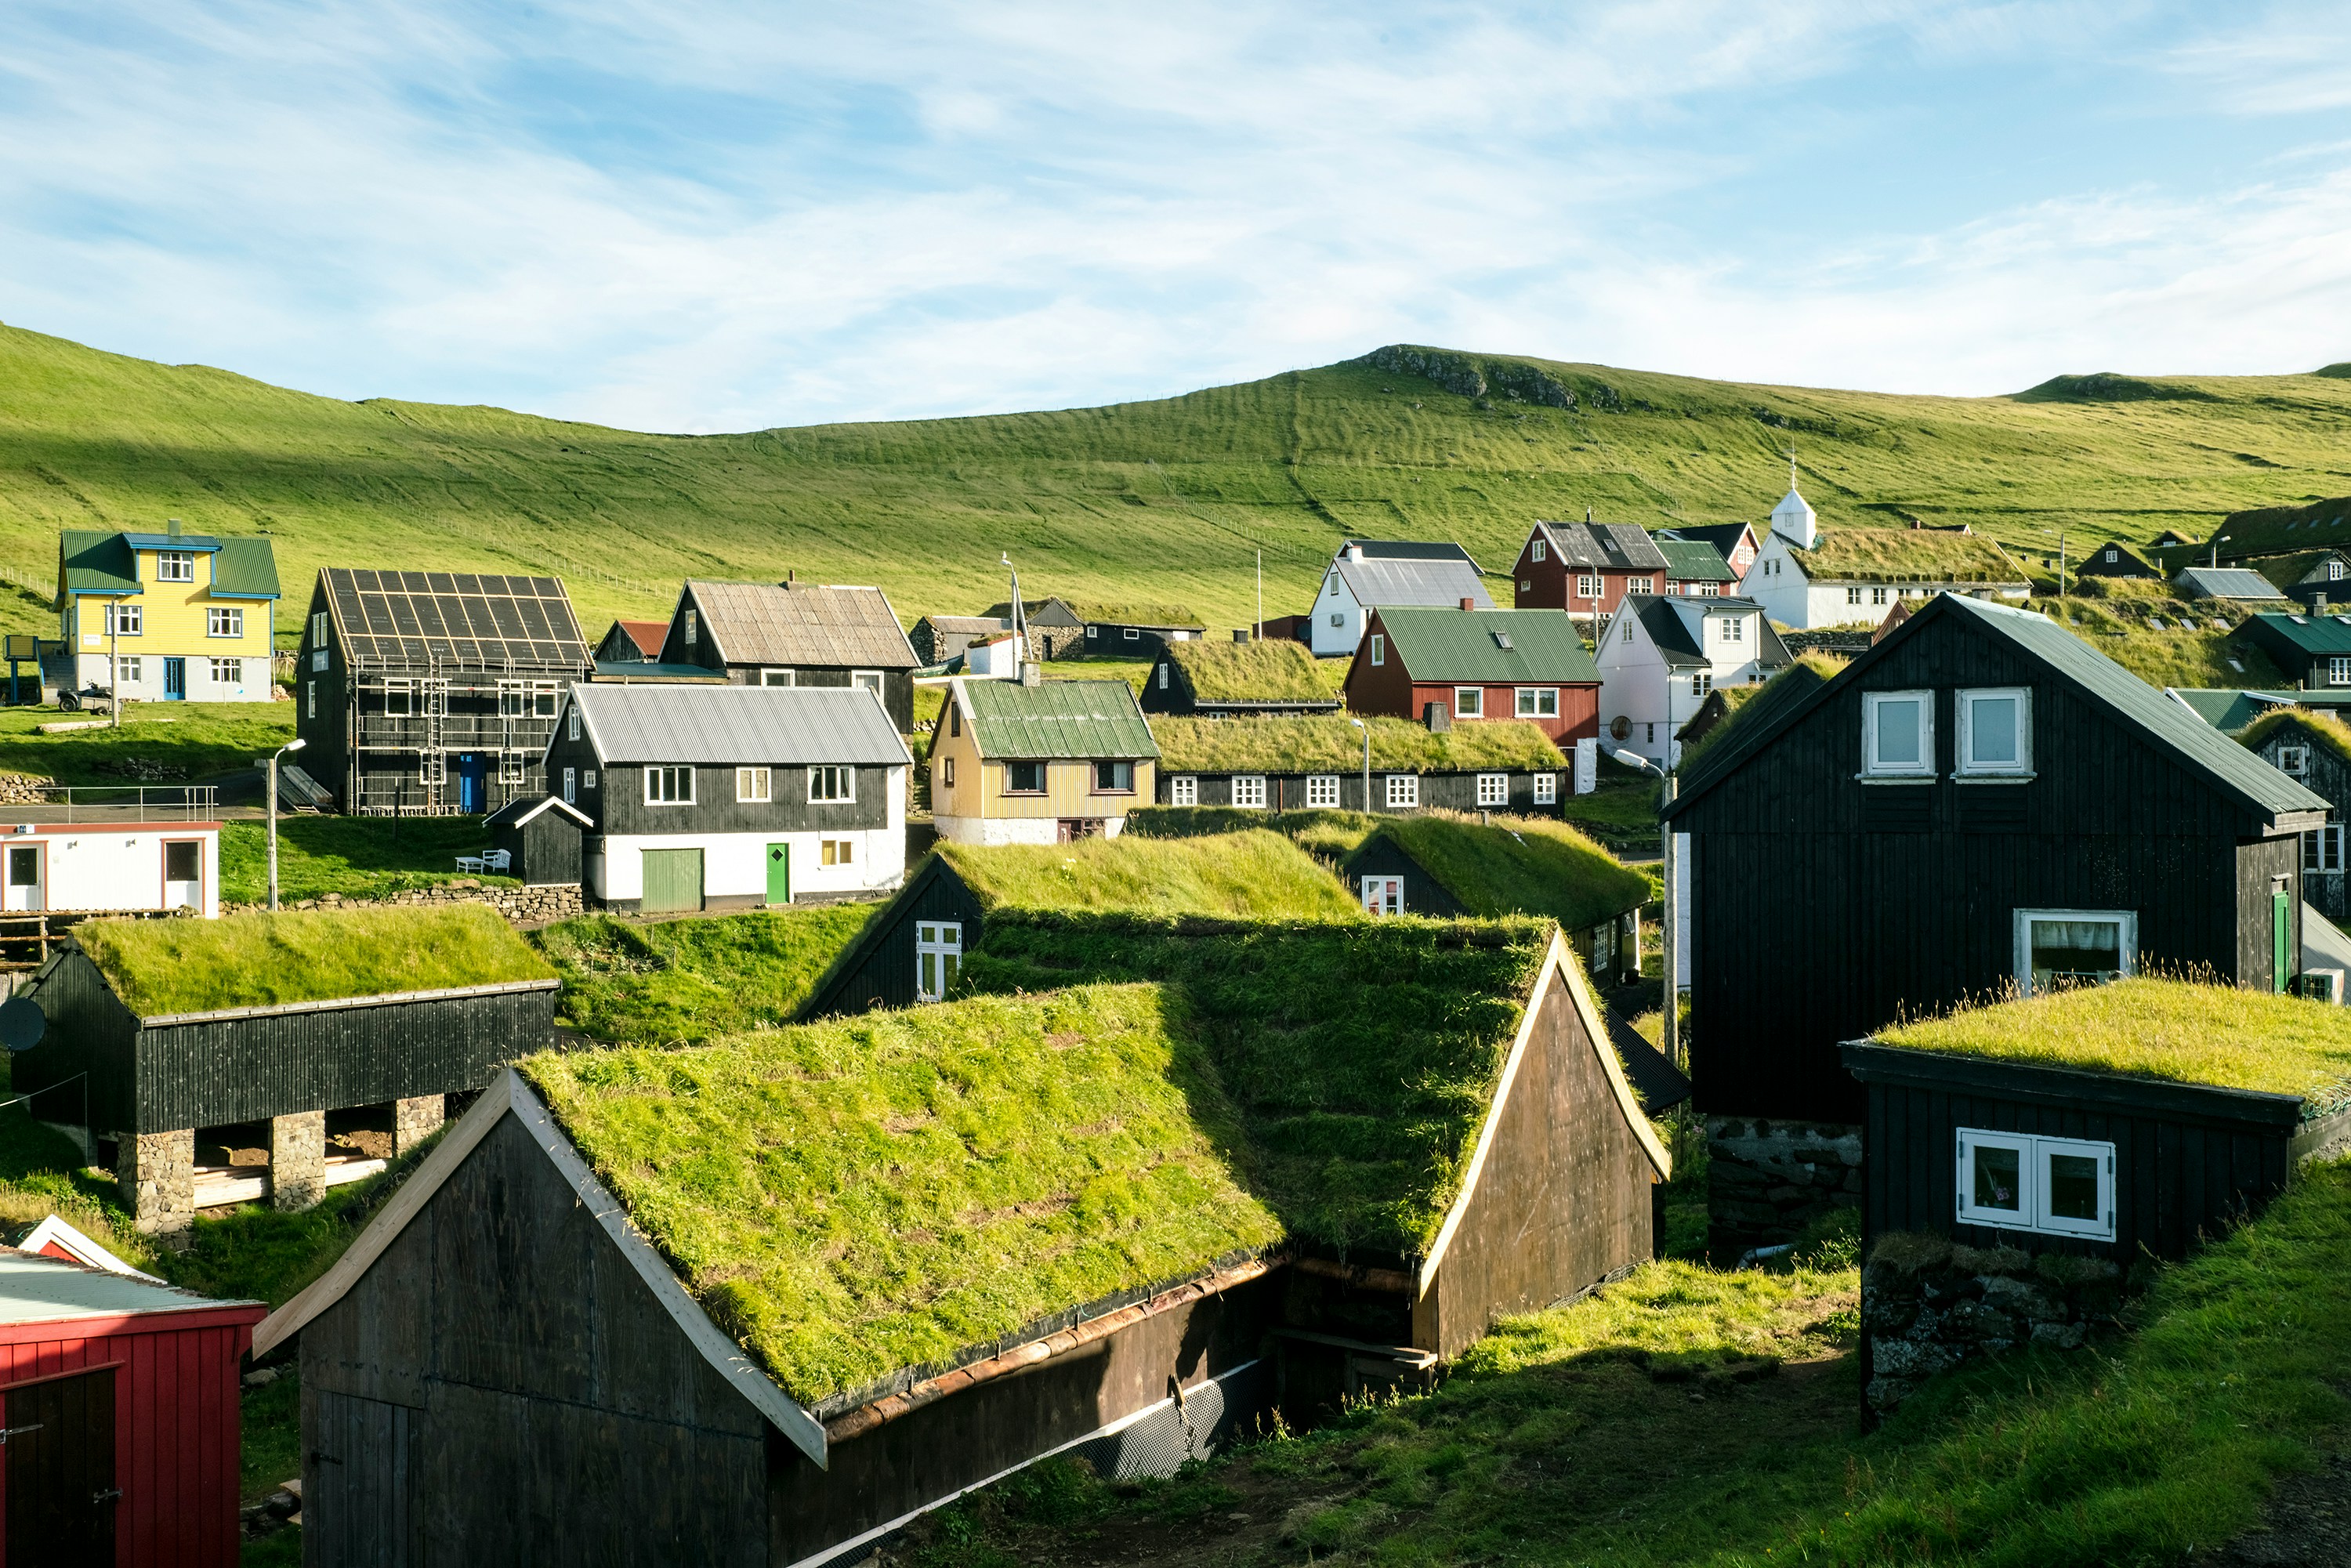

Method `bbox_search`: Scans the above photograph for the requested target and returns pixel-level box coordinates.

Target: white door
[163,839,202,910]
[1360,875,1403,916]
[5,844,42,912]
[915,922,962,1001]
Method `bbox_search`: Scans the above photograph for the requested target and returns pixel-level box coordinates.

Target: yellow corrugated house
[930,673,1159,845]
[56,523,281,702]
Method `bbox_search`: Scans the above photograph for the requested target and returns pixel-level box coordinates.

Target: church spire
[1770,451,1817,549]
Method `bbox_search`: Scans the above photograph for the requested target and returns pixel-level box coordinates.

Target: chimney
[787,568,797,585]
[1347,543,1364,562]
[1020,662,1041,686]
[1423,701,1451,733]
[166,517,182,536]
[1232,628,1252,643]
[1459,596,1475,612]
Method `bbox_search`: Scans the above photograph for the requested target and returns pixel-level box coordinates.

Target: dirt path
[2218,1453,2351,1567]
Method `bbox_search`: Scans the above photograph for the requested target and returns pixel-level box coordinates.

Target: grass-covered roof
[2241,707,2351,771]
[520,984,1284,1408]
[938,830,1358,920]
[74,905,554,1016]
[1073,602,1203,628]
[1165,637,1332,703]
[1364,813,1649,929]
[1791,527,2027,584]
[1154,713,1564,773]
[1878,978,2351,1116]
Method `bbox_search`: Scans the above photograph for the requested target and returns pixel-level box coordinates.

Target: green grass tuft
[2240,705,2351,771]
[534,904,878,1044]
[942,830,1360,919]
[0,701,293,785]
[217,816,516,904]
[1371,811,1650,929]
[1161,637,1331,702]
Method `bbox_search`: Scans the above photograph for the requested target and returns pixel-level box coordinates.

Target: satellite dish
[0,996,42,1053]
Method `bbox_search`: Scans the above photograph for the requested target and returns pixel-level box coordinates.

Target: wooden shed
[15,906,557,1234]
[483,793,589,886]
[252,911,1665,1562]
[0,1248,265,1565]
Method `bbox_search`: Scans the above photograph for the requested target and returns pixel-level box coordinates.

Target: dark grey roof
[1619,596,1791,672]
[1657,523,1755,559]
[484,795,594,829]
[1332,552,1494,611]
[1665,594,2328,829]
[566,685,912,768]
[320,569,591,673]
[1534,521,1672,573]
[1339,539,1480,565]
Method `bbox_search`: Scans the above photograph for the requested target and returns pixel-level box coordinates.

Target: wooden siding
[1673,610,2301,1122]
[2256,732,2349,922]
[547,730,896,839]
[801,860,985,1018]
[491,810,584,886]
[1341,839,1466,918]
[929,718,1154,824]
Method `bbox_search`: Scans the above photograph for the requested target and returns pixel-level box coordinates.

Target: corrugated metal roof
[960,679,1160,760]
[1376,607,1600,683]
[571,683,911,767]
[2238,611,2351,654]
[57,531,137,595]
[1654,539,1737,583]
[57,531,280,599]
[688,580,919,669]
[0,1248,257,1325]
[211,538,280,597]
[2176,567,2291,603]
[1334,555,1494,612]
[1534,521,1673,573]
[322,568,591,672]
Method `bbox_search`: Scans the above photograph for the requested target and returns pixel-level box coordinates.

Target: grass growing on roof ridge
[534,904,878,1044]
[964,911,1552,1255]
[1375,812,1650,929]
[74,905,552,1016]
[1878,976,2351,1114]
[2240,704,2351,770]
[939,829,1359,919]
[1791,527,2025,581]
[520,983,1281,1407]
[1152,712,1563,773]
[1161,636,1329,702]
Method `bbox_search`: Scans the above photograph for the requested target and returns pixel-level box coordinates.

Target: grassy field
[0,699,291,784]
[217,816,515,904]
[534,904,878,1043]
[2,326,2349,649]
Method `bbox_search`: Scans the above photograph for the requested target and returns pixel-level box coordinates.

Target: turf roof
[73,905,553,1016]
[520,984,1284,1407]
[1068,602,1203,628]
[937,829,1360,920]
[1361,813,1649,930]
[1790,528,2027,584]
[1164,637,1332,703]
[1154,713,1564,773]
[1877,978,2351,1117]
[2241,708,2351,772]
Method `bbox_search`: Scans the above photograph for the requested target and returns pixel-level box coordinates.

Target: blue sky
[3,2,2349,431]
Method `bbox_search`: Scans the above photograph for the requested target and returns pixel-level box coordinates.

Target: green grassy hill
[3,326,2349,643]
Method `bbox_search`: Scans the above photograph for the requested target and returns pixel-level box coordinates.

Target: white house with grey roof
[1596,595,1791,767]
[544,683,912,914]
[1308,540,1493,657]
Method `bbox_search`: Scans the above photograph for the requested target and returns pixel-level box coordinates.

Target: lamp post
[2042,527,2067,597]
[1609,744,1681,1071]
[1348,716,1369,813]
[267,737,306,911]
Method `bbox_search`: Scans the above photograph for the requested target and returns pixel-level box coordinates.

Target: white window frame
[584,769,597,791]
[116,656,143,684]
[499,753,526,785]
[2331,656,2351,687]
[1691,672,1712,697]
[1305,774,1340,808]
[1861,690,1935,778]
[1955,686,2033,777]
[644,765,694,804]
[1531,538,1547,563]
[1123,627,1139,642]
[1574,574,1601,600]
[207,607,243,638]
[310,610,328,644]
[2012,908,2136,998]
[563,766,577,804]
[208,657,241,684]
[758,668,795,687]
[737,766,773,803]
[1231,774,1267,809]
[1532,772,1557,805]
[852,669,884,697]
[2279,744,2309,777]
[915,921,962,1001]
[531,680,559,718]
[2305,824,2345,876]
[311,648,327,672]
[1157,663,1170,690]
[1454,686,1483,718]
[1515,687,1559,719]
[107,603,143,636]
[1370,634,1384,667]
[568,707,581,742]
[383,679,415,718]
[1361,875,1403,916]
[1169,775,1198,806]
[1385,774,1418,809]
[1846,587,1863,605]
[1626,578,1654,596]
[1956,1128,2115,1241]
[809,765,856,803]
[1719,614,1742,643]
[155,551,195,583]
[1476,773,1509,806]
[1871,586,1889,606]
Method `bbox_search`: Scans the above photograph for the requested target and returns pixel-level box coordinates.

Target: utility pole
[266,737,306,911]
[1255,545,1262,641]
[108,592,121,729]
[1662,772,1680,1071]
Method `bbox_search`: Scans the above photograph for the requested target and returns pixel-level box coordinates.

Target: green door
[766,843,790,906]
[641,848,704,914]
[2275,889,2292,993]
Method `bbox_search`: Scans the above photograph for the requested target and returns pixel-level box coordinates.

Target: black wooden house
[294,570,593,816]
[1661,593,2328,1252]
[483,794,590,887]
[2241,711,2351,922]
[662,578,922,732]
[1141,635,1339,717]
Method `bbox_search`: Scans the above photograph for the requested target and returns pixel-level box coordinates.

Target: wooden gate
[309,1390,418,1566]
[5,1367,118,1566]
[641,847,705,914]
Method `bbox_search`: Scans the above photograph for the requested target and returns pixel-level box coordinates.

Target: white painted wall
[591,824,904,902]
[70,652,270,702]
[1307,566,1366,657]
[0,824,219,916]
[934,814,1128,846]
[1596,600,1777,766]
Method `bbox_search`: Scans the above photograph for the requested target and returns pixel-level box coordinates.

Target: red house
[1,1247,264,1566]
[1344,606,1602,744]
[1511,520,1677,617]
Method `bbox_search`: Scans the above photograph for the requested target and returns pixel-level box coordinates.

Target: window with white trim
[1361,875,1403,916]
[563,766,577,803]
[1515,687,1558,718]
[1957,687,2031,776]
[1575,574,1601,600]
[2103,548,2119,563]
[1956,1128,2114,1241]
[915,922,962,1001]
[737,766,772,802]
[1691,672,1711,697]
[1157,663,1169,690]
[1454,686,1483,718]
[1231,775,1267,809]
[383,679,414,718]
[810,766,855,802]
[2279,744,2309,776]
[532,681,559,718]
[1533,772,1557,805]
[208,657,241,684]
[852,670,883,696]
[1476,773,1508,806]
[1719,615,1742,643]
[499,753,525,784]
[305,681,314,719]
[2305,824,2345,876]
[106,603,142,636]
[1627,578,1654,595]
[568,707,581,741]
[115,656,142,684]
[1169,775,1197,806]
[1846,587,1864,605]
[584,769,597,790]
[1531,538,1547,563]
[1871,587,1889,606]
[1123,627,1139,641]
[155,552,194,582]
[1370,635,1384,666]
[1861,690,1934,777]
[2331,656,2351,687]
[1306,774,1340,808]
[207,607,243,638]
[1386,774,1418,809]
[759,668,794,687]
[2014,909,2135,997]
[310,610,328,644]
[645,766,693,804]
[2335,560,2347,582]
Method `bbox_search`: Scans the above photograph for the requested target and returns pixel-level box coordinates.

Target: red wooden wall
[0,1303,263,1568]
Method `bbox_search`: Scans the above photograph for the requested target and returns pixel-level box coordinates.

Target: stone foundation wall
[227,882,584,925]
[393,1094,446,1157]
[270,1110,326,1211]
[1706,1116,1863,1258]
[118,1128,194,1237]
[1862,1233,2124,1415]
[0,773,49,804]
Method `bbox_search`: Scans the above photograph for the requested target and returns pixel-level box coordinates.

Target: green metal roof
[2166,687,2288,735]
[962,679,1161,760]
[210,537,281,599]
[56,529,279,600]
[1654,539,1737,583]
[57,531,138,596]
[2239,610,2351,655]
[1374,607,1600,685]
[1667,594,2329,829]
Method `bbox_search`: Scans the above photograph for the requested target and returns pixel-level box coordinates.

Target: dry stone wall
[1706,1116,1863,1258]
[1862,1233,2124,1415]
[226,882,583,925]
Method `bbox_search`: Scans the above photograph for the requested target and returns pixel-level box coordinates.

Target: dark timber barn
[254,911,1666,1563]
[1660,592,2328,1255]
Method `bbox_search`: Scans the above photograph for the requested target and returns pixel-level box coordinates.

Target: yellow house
[930,674,1159,845]
[56,524,281,702]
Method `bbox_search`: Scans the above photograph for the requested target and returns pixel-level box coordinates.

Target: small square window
[1385,774,1418,809]
[1231,775,1267,809]
[2280,744,2309,776]
[1361,875,1403,915]
[1329,612,1343,627]
[1169,774,1196,806]
[207,607,243,638]
[117,656,142,683]
[1476,773,1508,806]
[821,838,855,867]
[531,682,559,718]
[810,766,855,802]
[760,668,795,687]
[1532,773,1557,805]
[1123,627,1139,641]
[311,647,327,672]
[155,552,195,582]
[208,657,241,684]
[1454,686,1483,718]
[1871,587,1889,605]
[737,766,772,803]
[1957,1128,2114,1241]
[1006,761,1046,794]
[1092,760,1133,793]
[1691,672,1711,697]
[1958,687,2032,776]
[1862,690,1934,777]
[499,753,526,784]
[853,670,883,696]
[1846,587,1863,605]
[584,769,597,790]
[1306,774,1340,808]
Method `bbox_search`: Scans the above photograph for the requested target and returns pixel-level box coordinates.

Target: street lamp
[267,737,306,911]
[2041,527,2067,597]
[1347,716,1370,812]
[1608,745,1683,1071]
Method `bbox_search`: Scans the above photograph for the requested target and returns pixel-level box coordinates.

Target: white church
[1742,469,2030,630]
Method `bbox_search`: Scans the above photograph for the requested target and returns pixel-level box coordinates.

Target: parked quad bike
[55,683,114,714]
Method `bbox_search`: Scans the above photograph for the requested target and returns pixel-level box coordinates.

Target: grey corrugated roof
[2175,567,2290,603]
[960,679,1160,760]
[686,580,920,669]
[1666,594,2328,827]
[0,1248,257,1326]
[568,684,912,767]
[1334,554,1494,611]
[1534,521,1672,573]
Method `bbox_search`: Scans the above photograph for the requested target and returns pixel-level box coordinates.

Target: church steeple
[1770,452,1817,549]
